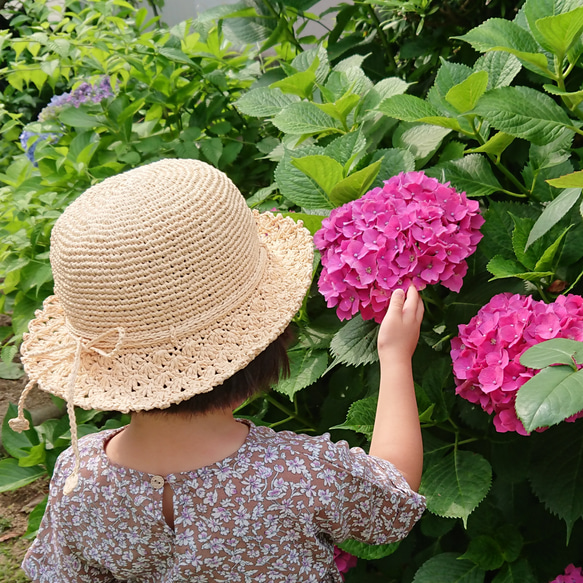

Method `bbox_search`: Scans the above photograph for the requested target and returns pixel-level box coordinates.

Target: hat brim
[20,212,314,413]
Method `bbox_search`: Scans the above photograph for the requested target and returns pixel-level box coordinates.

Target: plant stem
[264,393,315,430]
[365,5,398,75]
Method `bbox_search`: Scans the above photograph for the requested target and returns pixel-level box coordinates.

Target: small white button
[150,475,165,489]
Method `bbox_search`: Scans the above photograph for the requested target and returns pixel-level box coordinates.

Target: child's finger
[403,285,419,312]
[388,288,406,314]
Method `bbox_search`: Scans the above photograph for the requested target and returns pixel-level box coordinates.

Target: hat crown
[50,159,264,345]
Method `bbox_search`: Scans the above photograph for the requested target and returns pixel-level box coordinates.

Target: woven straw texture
[20,159,314,413]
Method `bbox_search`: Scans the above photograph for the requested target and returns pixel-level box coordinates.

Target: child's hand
[377,286,424,362]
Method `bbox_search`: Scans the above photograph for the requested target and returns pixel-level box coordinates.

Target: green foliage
[3,0,583,581]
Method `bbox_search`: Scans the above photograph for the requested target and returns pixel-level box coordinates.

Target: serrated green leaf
[324,131,367,167]
[533,225,571,271]
[275,145,332,209]
[516,365,583,432]
[474,52,522,89]
[337,538,399,560]
[428,61,473,114]
[270,69,317,100]
[535,7,583,59]
[526,188,581,248]
[292,45,329,84]
[200,138,223,166]
[456,19,550,76]
[378,94,442,121]
[487,255,553,281]
[458,535,505,571]
[492,559,537,583]
[1,344,17,365]
[528,422,583,538]
[425,154,502,197]
[445,71,489,113]
[280,212,325,236]
[520,338,583,368]
[329,314,379,368]
[234,87,300,118]
[357,77,410,121]
[473,87,573,145]
[413,553,486,583]
[421,450,492,526]
[291,155,344,195]
[466,132,515,158]
[370,148,416,188]
[0,458,44,493]
[547,171,583,188]
[331,395,377,439]
[393,123,451,164]
[314,93,360,124]
[273,348,328,400]
[2,403,39,459]
[328,159,382,206]
[272,102,339,135]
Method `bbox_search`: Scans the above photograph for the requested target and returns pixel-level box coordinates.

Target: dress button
[150,475,165,489]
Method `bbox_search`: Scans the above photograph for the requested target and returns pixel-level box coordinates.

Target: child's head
[10,159,313,492]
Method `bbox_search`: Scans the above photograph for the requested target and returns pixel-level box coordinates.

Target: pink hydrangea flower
[451,293,583,435]
[550,564,583,583]
[333,546,357,579]
[314,171,484,322]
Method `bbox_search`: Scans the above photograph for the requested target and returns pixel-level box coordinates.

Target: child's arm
[369,286,424,491]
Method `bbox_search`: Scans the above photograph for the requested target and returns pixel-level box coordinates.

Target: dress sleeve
[310,437,426,545]
[21,454,117,583]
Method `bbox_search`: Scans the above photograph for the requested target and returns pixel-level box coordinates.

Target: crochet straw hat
[9,159,314,493]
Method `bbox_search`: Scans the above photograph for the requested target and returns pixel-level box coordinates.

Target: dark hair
[145,325,294,416]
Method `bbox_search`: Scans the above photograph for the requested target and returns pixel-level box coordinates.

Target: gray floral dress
[22,419,426,582]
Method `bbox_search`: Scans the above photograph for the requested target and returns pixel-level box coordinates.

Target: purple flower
[19,130,61,166]
[550,564,583,583]
[314,171,484,322]
[451,293,583,435]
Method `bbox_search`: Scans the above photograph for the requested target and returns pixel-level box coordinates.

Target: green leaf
[392,123,451,164]
[0,458,44,493]
[273,348,328,400]
[533,225,571,271]
[24,495,48,540]
[0,362,23,380]
[292,45,329,84]
[520,338,583,368]
[473,86,573,146]
[331,395,377,439]
[445,71,489,113]
[158,46,194,64]
[535,7,583,59]
[357,77,410,121]
[18,442,46,467]
[328,159,382,207]
[492,559,537,583]
[314,93,360,124]
[515,365,583,432]
[526,188,581,248]
[235,87,300,118]
[330,314,379,368]
[474,52,522,89]
[547,171,583,188]
[425,154,502,197]
[200,138,223,166]
[378,94,442,121]
[272,102,339,135]
[337,538,399,560]
[413,553,486,583]
[421,450,492,526]
[370,148,416,188]
[487,255,553,282]
[2,403,39,459]
[456,19,550,77]
[458,535,505,570]
[428,61,473,114]
[275,145,332,209]
[528,422,583,538]
[59,107,103,129]
[291,155,344,195]
[466,132,515,158]
[324,131,367,167]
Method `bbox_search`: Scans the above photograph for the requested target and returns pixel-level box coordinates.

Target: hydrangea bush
[19,76,113,165]
[314,171,484,322]
[550,564,583,583]
[451,293,583,434]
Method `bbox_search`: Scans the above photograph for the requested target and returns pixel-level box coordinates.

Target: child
[10,159,426,582]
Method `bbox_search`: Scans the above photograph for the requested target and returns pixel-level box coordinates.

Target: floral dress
[22,419,426,582]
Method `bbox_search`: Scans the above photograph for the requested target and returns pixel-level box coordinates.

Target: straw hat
[9,159,314,492]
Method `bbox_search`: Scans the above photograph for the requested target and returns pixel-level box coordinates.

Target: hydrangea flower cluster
[314,171,484,322]
[333,547,357,580]
[451,293,583,435]
[20,76,112,166]
[550,564,583,583]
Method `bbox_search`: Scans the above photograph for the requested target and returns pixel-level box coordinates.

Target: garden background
[1,0,583,581]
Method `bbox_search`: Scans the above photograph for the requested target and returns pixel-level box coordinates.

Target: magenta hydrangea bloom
[550,564,583,583]
[451,293,583,435]
[314,171,484,322]
[333,547,357,580]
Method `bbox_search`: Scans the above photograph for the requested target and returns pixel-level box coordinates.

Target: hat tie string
[9,327,125,495]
